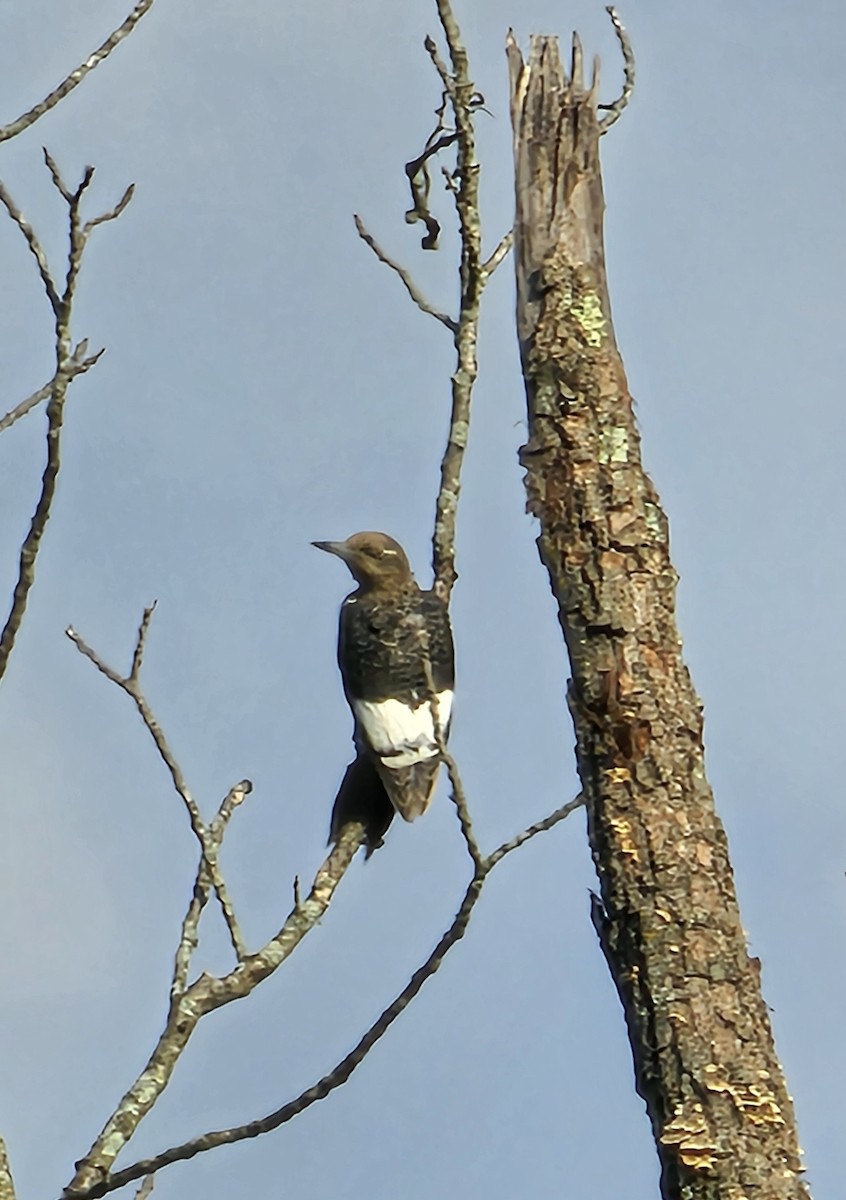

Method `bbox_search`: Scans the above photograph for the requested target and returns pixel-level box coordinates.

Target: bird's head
[312,531,413,591]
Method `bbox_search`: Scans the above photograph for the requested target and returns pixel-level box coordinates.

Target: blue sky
[0,2,843,1197]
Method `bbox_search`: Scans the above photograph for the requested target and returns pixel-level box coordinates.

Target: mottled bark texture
[507,35,808,1200]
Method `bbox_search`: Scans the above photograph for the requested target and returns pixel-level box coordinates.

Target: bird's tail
[376,757,441,822]
[329,754,395,857]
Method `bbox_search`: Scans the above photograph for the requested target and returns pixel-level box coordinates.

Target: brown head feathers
[312,531,413,591]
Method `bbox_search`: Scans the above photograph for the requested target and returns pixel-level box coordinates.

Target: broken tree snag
[507,27,808,1200]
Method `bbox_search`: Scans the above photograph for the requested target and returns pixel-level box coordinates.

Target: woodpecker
[313,531,454,823]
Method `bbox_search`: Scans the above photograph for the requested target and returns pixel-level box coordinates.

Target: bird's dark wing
[337,586,454,822]
[419,589,455,692]
[338,587,454,703]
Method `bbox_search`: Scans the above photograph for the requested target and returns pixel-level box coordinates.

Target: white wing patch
[354,691,453,769]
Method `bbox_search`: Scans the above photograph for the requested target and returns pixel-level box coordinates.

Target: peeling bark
[507,33,808,1200]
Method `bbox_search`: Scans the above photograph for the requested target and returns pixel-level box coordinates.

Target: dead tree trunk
[507,33,808,1200]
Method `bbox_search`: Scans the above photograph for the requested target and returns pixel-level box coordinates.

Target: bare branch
[598,6,635,132]
[429,0,484,601]
[42,148,73,202]
[423,663,481,868]
[0,0,158,145]
[133,1177,154,1200]
[481,229,513,277]
[41,154,135,327]
[0,176,61,314]
[211,778,252,838]
[64,824,365,1198]
[171,881,209,1003]
[1,374,63,436]
[172,780,253,999]
[354,214,457,332]
[0,344,104,434]
[85,183,136,234]
[413,618,483,869]
[64,165,96,327]
[0,1138,17,1200]
[440,163,458,195]
[130,601,158,682]
[65,625,129,689]
[485,793,586,868]
[0,156,131,684]
[72,873,485,1197]
[423,35,453,96]
[439,745,482,869]
[404,123,457,249]
[65,618,247,962]
[80,786,585,1197]
[352,6,489,601]
[0,375,69,684]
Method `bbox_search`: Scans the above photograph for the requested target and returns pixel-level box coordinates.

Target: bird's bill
[311,540,352,560]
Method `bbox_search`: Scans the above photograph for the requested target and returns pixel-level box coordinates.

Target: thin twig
[413,621,483,869]
[65,626,123,687]
[0,176,61,313]
[354,214,457,332]
[598,6,635,132]
[400,39,458,252]
[485,793,586,868]
[0,380,67,684]
[172,780,253,999]
[133,1177,154,1200]
[130,602,157,681]
[424,35,453,96]
[65,617,247,962]
[211,779,252,838]
[354,4,488,598]
[0,344,104,434]
[0,380,61,434]
[85,184,136,234]
[429,0,484,600]
[0,0,158,145]
[63,162,97,332]
[440,745,483,871]
[423,659,483,869]
[42,149,73,202]
[440,164,458,195]
[403,96,457,250]
[481,229,513,278]
[171,879,209,1002]
[0,156,132,685]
